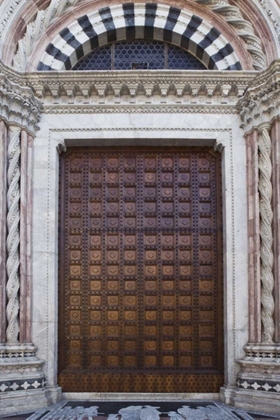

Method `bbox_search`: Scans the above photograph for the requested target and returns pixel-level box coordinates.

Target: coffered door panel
[59,148,223,392]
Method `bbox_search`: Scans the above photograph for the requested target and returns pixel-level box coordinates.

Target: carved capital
[0,72,42,135]
[238,60,280,133]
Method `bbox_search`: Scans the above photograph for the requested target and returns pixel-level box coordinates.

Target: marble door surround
[1,60,280,415]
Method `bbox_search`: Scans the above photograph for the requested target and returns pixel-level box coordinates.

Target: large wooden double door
[58,147,223,392]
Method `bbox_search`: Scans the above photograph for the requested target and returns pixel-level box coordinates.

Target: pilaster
[0,65,61,414]
[221,60,280,414]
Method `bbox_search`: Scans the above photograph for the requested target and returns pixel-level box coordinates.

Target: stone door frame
[31,123,248,399]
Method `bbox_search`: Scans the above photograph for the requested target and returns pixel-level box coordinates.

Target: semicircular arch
[38,3,242,71]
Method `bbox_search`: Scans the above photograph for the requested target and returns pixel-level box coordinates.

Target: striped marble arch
[37,3,242,71]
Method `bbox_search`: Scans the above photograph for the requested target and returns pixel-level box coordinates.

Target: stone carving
[168,413,184,420]
[0,72,42,135]
[257,0,280,42]
[196,0,266,70]
[0,342,38,358]
[13,0,81,71]
[140,406,161,420]
[25,69,253,114]
[0,0,22,42]
[177,405,233,420]
[118,406,143,420]
[57,141,67,154]
[6,126,21,343]
[12,0,268,71]
[42,406,99,419]
[243,343,280,359]
[238,60,280,132]
[258,126,275,343]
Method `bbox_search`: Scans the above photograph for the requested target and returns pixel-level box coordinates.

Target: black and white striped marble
[38,3,242,71]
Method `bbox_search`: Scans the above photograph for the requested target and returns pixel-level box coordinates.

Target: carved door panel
[58,148,223,392]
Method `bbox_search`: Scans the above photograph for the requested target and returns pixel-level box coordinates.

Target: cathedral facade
[1,0,280,415]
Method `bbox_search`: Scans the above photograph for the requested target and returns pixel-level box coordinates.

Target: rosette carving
[258,126,275,343]
[6,126,21,343]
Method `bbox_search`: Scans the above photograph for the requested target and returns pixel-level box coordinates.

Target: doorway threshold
[63,392,220,401]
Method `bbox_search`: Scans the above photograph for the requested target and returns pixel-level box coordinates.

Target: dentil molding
[25,69,256,112]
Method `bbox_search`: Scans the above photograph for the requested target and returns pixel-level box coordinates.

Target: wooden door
[58,148,223,392]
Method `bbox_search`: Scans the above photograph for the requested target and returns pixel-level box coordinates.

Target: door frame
[31,125,248,400]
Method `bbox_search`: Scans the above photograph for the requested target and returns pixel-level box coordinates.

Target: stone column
[271,118,280,343]
[0,124,49,414]
[221,61,280,414]
[6,125,21,344]
[223,123,280,412]
[0,70,61,415]
[19,131,33,343]
[258,124,275,344]
[246,129,262,344]
[0,120,8,344]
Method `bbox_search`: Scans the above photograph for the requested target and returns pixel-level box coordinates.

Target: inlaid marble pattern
[5,401,279,420]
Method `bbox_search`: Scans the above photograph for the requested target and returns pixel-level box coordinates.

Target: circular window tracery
[72,39,207,71]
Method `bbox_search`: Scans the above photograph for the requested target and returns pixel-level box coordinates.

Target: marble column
[0,125,49,415]
[0,120,8,344]
[258,124,275,344]
[271,118,280,343]
[231,123,280,413]
[6,125,21,344]
[246,129,262,344]
[19,131,33,343]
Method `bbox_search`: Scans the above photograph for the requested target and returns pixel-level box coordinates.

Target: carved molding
[13,0,81,71]
[0,59,256,117]
[195,0,267,70]
[257,0,280,43]
[0,0,278,70]
[24,69,255,112]
[0,73,42,135]
[238,60,280,133]
[11,0,267,71]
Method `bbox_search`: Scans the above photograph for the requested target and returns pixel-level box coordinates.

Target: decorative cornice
[0,72,42,135]
[0,59,258,116]
[25,69,255,113]
[238,60,280,132]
